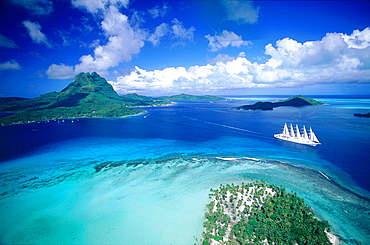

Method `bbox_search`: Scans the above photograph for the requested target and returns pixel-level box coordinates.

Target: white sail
[274,123,321,146]
[283,123,289,136]
[295,124,301,138]
[310,127,320,143]
[290,124,295,137]
[303,126,309,139]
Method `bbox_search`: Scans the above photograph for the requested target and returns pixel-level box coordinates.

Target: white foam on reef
[0,137,369,244]
[319,170,331,180]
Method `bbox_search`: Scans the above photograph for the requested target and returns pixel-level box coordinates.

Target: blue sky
[1,0,370,97]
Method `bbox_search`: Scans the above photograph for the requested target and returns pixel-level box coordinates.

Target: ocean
[0,96,369,244]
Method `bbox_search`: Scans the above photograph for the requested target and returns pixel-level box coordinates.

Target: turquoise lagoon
[0,96,369,244]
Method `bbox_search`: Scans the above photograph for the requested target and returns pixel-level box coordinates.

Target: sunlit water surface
[0,96,369,244]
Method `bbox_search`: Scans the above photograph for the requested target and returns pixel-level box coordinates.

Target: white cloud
[0,60,21,71]
[45,63,75,79]
[0,34,19,48]
[264,28,370,70]
[110,28,370,95]
[110,59,257,94]
[77,5,145,69]
[148,19,195,46]
[208,54,235,65]
[222,0,260,24]
[148,23,170,46]
[46,5,145,79]
[148,3,169,19]
[171,19,195,41]
[47,1,195,79]
[23,20,52,48]
[10,0,53,15]
[205,30,252,52]
[71,0,129,13]
[89,39,101,48]
[342,28,370,49]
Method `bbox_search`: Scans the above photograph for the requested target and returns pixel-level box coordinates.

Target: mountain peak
[60,72,118,98]
[276,95,324,105]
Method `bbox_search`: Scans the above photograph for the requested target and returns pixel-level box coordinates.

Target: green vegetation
[276,95,324,105]
[120,93,168,106]
[0,72,228,126]
[234,95,324,111]
[202,181,332,245]
[0,72,165,126]
[0,97,28,107]
[158,93,225,101]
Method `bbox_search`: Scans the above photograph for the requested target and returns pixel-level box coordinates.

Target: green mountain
[120,93,166,106]
[275,95,324,105]
[0,72,229,126]
[0,97,28,107]
[0,72,166,126]
[234,95,324,111]
[158,93,225,101]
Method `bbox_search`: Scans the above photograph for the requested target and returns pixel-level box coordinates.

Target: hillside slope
[234,95,324,111]
[0,72,163,125]
[158,93,225,101]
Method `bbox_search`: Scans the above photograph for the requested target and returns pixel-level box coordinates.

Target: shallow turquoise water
[0,97,369,244]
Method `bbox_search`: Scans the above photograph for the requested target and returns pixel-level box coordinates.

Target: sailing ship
[274,123,321,146]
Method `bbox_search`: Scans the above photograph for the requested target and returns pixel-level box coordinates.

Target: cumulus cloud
[208,54,235,65]
[47,1,195,79]
[205,30,252,52]
[10,0,53,15]
[0,60,21,71]
[264,28,370,71]
[45,63,75,79]
[110,28,370,95]
[0,34,19,48]
[23,20,52,48]
[222,0,260,24]
[46,5,145,79]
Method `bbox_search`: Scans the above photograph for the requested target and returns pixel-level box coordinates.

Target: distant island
[201,181,335,245]
[354,112,370,118]
[158,94,225,101]
[0,72,225,126]
[233,95,324,111]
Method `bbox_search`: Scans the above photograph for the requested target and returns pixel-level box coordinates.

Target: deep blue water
[1,96,369,193]
[0,96,370,244]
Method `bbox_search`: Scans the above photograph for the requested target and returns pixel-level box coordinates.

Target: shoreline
[326,231,339,245]
[213,156,370,202]
[133,101,176,108]
[0,102,176,126]
[203,181,340,244]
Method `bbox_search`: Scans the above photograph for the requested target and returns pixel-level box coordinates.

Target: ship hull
[274,133,320,146]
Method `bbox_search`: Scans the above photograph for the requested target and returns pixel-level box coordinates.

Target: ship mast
[290,124,295,137]
[303,126,309,139]
[295,124,301,138]
[283,123,289,136]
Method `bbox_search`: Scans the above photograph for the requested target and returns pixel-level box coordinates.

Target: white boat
[274,123,321,146]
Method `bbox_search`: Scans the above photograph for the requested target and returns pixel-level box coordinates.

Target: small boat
[274,123,321,146]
